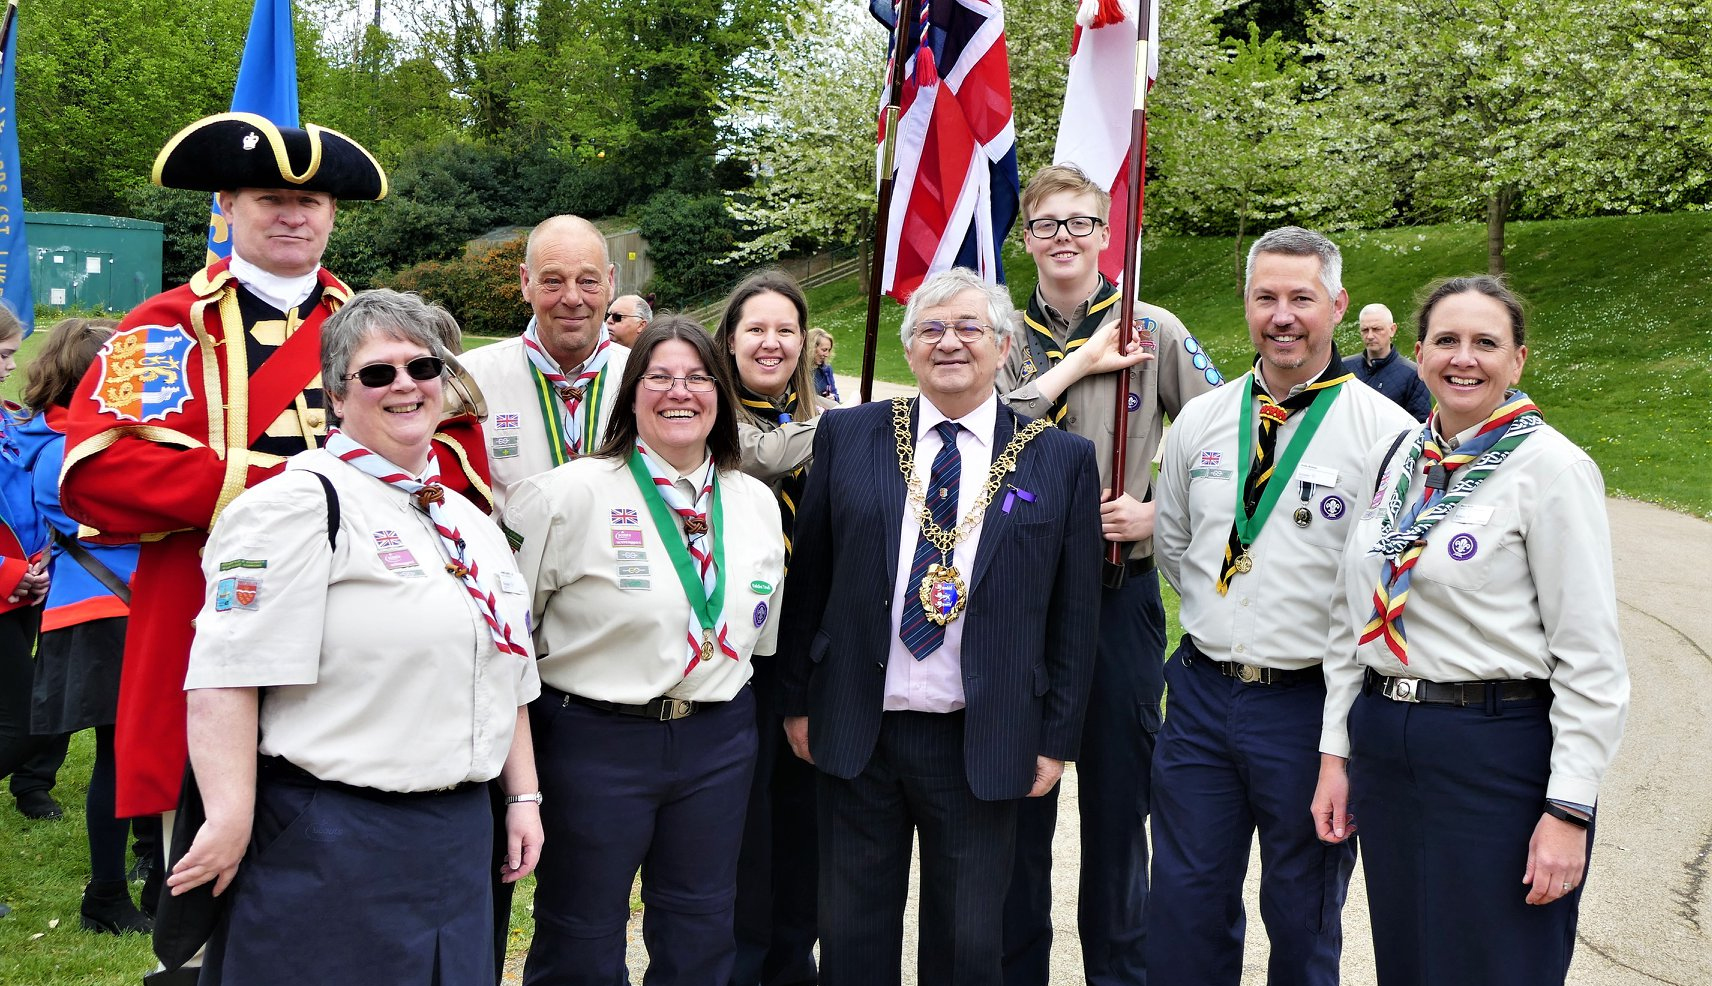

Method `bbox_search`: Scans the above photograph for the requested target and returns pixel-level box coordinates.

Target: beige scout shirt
[1323,422,1628,806]
[459,335,630,514]
[1156,369,1416,671]
[504,455,786,705]
[739,417,818,485]
[999,288,1221,561]
[184,449,540,792]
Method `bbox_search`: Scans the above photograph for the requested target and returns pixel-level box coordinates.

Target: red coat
[61,260,491,816]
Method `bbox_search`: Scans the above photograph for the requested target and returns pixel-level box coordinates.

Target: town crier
[60,113,487,823]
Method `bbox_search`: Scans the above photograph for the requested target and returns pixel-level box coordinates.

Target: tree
[14,0,259,214]
[1312,0,1712,274]
[721,4,883,279]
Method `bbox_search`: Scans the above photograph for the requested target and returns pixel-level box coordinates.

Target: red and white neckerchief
[521,317,613,456]
[326,429,529,660]
[635,441,739,675]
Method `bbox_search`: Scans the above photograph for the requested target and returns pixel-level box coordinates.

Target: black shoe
[128,853,155,883]
[15,790,64,820]
[80,880,153,935]
[139,859,163,919]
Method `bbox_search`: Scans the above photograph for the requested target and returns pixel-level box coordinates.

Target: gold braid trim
[60,425,213,542]
[208,286,250,524]
[433,432,496,515]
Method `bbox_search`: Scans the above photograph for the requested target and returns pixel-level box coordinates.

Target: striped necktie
[898,421,962,660]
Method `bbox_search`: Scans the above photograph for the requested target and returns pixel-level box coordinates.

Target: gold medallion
[1234,552,1254,575]
[700,629,715,662]
[918,562,968,626]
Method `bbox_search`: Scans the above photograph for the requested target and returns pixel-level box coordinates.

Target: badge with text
[611,529,645,548]
[1448,533,1479,561]
[372,530,423,574]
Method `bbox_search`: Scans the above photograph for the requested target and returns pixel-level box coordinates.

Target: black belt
[1365,668,1550,706]
[1180,641,1319,686]
[552,686,704,721]
[258,756,480,801]
[1124,556,1156,578]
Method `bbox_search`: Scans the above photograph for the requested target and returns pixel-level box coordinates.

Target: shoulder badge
[94,324,198,423]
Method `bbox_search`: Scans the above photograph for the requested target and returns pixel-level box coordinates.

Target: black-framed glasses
[343,355,445,388]
[605,310,636,324]
[640,372,718,393]
[912,320,992,345]
[1026,216,1104,239]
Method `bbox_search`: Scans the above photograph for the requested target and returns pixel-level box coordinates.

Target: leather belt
[560,690,701,721]
[258,756,479,800]
[1181,644,1318,686]
[1366,669,1550,706]
[1125,556,1156,577]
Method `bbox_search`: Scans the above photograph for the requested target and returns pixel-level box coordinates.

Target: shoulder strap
[52,530,131,605]
[311,471,340,552]
[1374,430,1410,491]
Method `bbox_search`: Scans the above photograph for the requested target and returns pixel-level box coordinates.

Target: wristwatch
[504,791,544,806]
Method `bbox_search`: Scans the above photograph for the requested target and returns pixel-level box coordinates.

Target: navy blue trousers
[1349,684,1585,986]
[1005,568,1165,986]
[200,766,493,986]
[1145,641,1355,986]
[817,710,1018,986]
[525,687,758,986]
[730,654,819,986]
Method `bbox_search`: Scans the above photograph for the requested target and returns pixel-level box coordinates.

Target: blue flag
[0,0,32,334]
[206,0,300,264]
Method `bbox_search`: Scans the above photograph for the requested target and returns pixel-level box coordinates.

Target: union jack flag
[872,0,1019,303]
[611,508,639,526]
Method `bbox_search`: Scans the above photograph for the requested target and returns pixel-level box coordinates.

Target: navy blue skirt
[200,763,493,986]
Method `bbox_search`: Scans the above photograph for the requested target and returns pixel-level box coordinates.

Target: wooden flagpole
[1104,0,1154,585]
[860,0,917,404]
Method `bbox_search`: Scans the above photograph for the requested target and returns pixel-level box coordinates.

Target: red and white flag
[874,0,1020,303]
[1053,0,1159,284]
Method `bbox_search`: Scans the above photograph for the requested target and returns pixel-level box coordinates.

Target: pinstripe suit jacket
[778,398,1102,801]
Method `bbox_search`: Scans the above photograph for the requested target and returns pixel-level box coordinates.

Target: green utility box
[26,212,165,313]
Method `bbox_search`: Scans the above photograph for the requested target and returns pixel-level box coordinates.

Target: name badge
[1298,464,1339,488]
[498,571,525,593]
[1454,504,1495,526]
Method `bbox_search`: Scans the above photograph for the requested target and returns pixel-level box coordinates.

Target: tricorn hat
[152,112,388,200]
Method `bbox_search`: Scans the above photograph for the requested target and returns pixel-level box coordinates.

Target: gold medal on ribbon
[700,628,715,662]
[918,562,968,626]
[1234,552,1254,574]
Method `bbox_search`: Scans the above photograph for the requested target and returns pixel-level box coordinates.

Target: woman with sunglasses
[713,270,826,986]
[505,316,787,985]
[1314,276,1628,985]
[169,290,543,985]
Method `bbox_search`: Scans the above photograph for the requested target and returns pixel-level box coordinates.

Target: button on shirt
[884,394,999,712]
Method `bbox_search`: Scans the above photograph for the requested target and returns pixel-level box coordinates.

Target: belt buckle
[1236,663,1262,684]
[660,699,693,721]
[1385,676,1422,703]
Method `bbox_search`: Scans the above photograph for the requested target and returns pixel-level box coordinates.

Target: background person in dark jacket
[1345,303,1432,421]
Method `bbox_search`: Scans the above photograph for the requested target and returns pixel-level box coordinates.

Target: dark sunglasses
[343,355,445,389]
[605,310,635,323]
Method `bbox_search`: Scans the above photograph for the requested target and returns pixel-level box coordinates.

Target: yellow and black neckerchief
[1217,350,1354,594]
[1024,277,1121,425]
[738,382,808,564]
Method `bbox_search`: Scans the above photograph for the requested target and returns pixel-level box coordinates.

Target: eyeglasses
[605,311,637,324]
[343,355,445,388]
[912,320,992,345]
[1025,216,1105,239]
[640,372,718,393]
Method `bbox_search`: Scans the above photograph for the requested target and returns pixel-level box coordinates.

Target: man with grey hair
[605,293,653,348]
[460,214,631,513]
[1148,227,1414,985]
[1345,302,1432,421]
[779,267,1103,986]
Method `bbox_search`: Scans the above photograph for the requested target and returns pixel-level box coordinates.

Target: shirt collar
[1253,354,1335,400]
[229,251,320,314]
[918,392,998,449]
[1035,282,1103,332]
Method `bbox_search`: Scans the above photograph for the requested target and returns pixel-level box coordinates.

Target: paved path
[612,378,1712,983]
